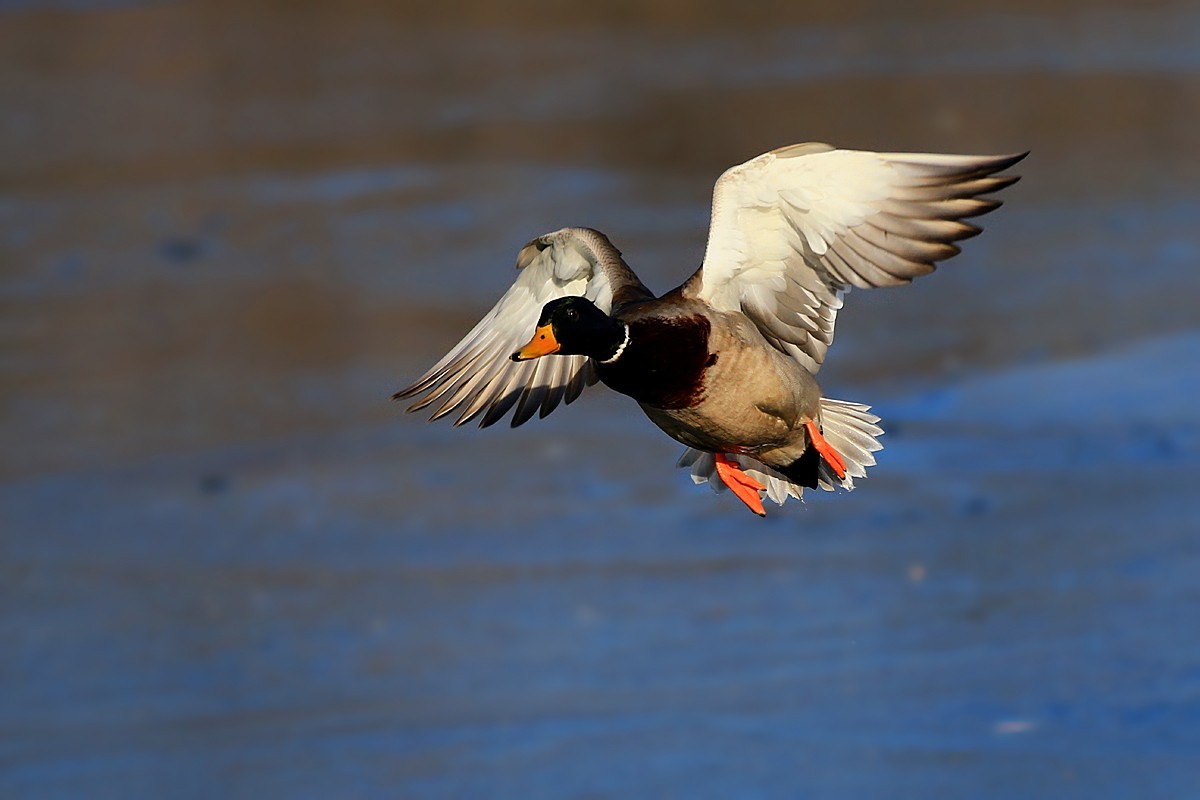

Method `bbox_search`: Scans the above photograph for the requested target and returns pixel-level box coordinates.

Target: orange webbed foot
[804,419,846,479]
[714,453,767,517]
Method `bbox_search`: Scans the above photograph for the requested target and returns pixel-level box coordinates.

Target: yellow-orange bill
[512,324,561,361]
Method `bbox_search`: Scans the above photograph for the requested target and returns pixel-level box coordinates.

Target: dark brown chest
[595,315,716,410]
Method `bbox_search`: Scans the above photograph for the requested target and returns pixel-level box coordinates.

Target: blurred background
[3,1,1199,797]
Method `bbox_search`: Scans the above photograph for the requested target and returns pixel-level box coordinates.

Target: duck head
[511,296,626,362]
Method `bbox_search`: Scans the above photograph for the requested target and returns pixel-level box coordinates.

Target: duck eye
[564,308,579,321]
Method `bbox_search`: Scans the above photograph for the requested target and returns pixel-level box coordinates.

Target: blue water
[3,2,1200,798]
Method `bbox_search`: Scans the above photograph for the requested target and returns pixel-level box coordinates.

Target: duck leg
[804,419,846,479]
[714,453,766,517]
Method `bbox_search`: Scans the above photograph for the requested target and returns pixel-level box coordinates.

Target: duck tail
[676,398,884,508]
[815,398,884,489]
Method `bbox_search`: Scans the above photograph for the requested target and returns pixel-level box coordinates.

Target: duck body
[600,293,825,478]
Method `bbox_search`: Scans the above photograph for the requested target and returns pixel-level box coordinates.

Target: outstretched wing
[396,227,650,428]
[686,143,1026,374]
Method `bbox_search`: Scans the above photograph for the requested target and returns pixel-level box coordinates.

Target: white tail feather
[676,397,884,507]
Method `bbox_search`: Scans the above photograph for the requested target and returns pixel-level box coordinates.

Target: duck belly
[639,344,822,457]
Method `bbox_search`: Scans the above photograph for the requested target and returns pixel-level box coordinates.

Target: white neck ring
[598,324,630,365]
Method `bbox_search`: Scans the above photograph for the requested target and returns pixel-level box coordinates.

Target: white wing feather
[693,143,1026,373]
[397,230,617,427]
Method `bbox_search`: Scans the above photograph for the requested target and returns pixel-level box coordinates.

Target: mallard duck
[397,143,1025,515]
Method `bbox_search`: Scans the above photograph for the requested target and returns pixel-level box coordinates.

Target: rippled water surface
[3,2,1200,797]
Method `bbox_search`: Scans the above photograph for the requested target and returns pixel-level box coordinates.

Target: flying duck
[396,143,1025,515]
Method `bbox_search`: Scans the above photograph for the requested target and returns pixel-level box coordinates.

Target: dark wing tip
[990,150,1030,171]
[392,379,427,401]
[994,151,1029,187]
